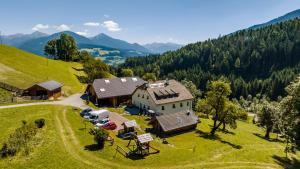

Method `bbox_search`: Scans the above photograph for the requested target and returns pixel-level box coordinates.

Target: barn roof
[91,77,146,99]
[137,133,153,143]
[156,111,198,132]
[123,120,137,128]
[143,80,194,105]
[36,80,63,91]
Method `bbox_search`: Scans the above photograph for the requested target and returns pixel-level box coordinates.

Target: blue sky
[1,0,300,44]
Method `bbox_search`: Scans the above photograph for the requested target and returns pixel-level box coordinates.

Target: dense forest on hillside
[121,19,300,99]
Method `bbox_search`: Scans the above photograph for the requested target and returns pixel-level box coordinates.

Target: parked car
[102,122,117,130]
[84,109,109,123]
[95,118,110,127]
[80,108,92,117]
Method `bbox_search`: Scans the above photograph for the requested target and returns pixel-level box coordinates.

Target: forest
[121,18,300,100]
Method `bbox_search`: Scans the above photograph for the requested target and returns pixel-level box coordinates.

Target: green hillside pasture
[0,45,85,95]
[0,105,299,169]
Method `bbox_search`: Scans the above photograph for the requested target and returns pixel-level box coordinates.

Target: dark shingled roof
[36,80,63,91]
[92,77,146,99]
[146,80,194,105]
[156,111,198,132]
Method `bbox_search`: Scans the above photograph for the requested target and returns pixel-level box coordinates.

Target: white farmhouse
[132,80,194,115]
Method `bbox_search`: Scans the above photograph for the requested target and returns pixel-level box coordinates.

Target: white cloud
[102,20,122,32]
[32,24,49,31]
[84,22,100,27]
[104,14,110,18]
[76,30,89,36]
[54,24,71,31]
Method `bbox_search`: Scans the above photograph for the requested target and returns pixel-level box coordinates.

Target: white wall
[132,89,193,115]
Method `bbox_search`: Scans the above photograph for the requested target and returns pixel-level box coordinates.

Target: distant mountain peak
[249,8,300,29]
[143,42,183,54]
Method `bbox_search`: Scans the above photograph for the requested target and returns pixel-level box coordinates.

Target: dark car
[80,108,92,117]
[102,122,117,130]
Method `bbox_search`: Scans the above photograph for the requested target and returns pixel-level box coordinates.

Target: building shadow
[196,129,242,149]
[272,155,300,169]
[253,133,284,143]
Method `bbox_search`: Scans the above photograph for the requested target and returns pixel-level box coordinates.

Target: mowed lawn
[0,105,299,169]
[0,45,85,95]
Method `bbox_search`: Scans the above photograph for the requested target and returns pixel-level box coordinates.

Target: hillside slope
[0,45,85,95]
[122,19,300,99]
[249,9,300,29]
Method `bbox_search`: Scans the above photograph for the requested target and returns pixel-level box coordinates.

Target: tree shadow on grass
[75,74,88,83]
[84,144,103,151]
[272,155,300,169]
[253,133,284,143]
[196,129,242,149]
[72,67,84,71]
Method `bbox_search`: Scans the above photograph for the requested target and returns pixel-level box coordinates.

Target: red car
[101,121,117,130]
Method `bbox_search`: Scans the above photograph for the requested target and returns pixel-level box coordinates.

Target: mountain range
[1,31,182,57]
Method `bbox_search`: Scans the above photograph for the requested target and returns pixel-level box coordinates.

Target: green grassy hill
[0,44,85,95]
[0,105,299,169]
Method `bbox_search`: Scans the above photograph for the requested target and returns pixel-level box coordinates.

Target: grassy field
[0,45,85,95]
[0,105,299,169]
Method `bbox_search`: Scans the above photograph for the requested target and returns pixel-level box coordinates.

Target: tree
[121,68,134,77]
[257,100,278,139]
[89,128,109,149]
[234,57,241,68]
[44,39,57,59]
[278,76,300,157]
[197,80,242,135]
[181,79,202,110]
[142,73,156,82]
[44,33,78,61]
[83,57,109,83]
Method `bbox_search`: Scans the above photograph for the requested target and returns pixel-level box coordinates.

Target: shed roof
[123,120,137,128]
[35,80,63,91]
[137,133,153,143]
[142,80,194,105]
[156,111,198,132]
[91,77,146,99]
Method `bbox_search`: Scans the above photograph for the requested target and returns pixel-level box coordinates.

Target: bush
[1,122,39,158]
[89,128,109,149]
[34,118,45,128]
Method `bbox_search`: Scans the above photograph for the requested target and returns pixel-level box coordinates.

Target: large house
[132,80,194,115]
[86,77,146,107]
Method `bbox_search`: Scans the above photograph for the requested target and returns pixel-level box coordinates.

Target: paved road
[0,93,129,130]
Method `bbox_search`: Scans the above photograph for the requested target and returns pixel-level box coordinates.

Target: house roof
[123,120,137,128]
[92,77,146,99]
[144,80,194,105]
[137,133,153,143]
[35,80,63,91]
[156,111,198,132]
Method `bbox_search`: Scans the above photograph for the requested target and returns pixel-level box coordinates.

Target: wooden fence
[0,95,48,104]
[0,82,24,95]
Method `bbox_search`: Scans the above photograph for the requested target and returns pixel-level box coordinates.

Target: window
[180,102,183,107]
[142,95,144,98]
[162,106,165,110]
[187,102,189,106]
[147,96,149,100]
[147,106,150,110]
[173,104,176,109]
[138,94,140,97]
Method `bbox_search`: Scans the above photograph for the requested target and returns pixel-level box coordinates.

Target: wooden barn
[151,111,199,137]
[26,80,63,100]
[86,77,145,107]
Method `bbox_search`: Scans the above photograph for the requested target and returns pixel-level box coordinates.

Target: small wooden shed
[26,80,63,100]
[122,120,138,133]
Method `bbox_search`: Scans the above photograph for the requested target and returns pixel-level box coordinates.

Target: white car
[95,118,110,127]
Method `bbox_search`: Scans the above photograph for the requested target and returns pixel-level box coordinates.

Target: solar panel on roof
[100,88,106,92]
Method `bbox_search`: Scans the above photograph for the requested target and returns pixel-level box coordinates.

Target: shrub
[89,128,109,149]
[34,118,45,128]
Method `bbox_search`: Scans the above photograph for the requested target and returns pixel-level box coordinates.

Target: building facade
[132,80,194,115]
